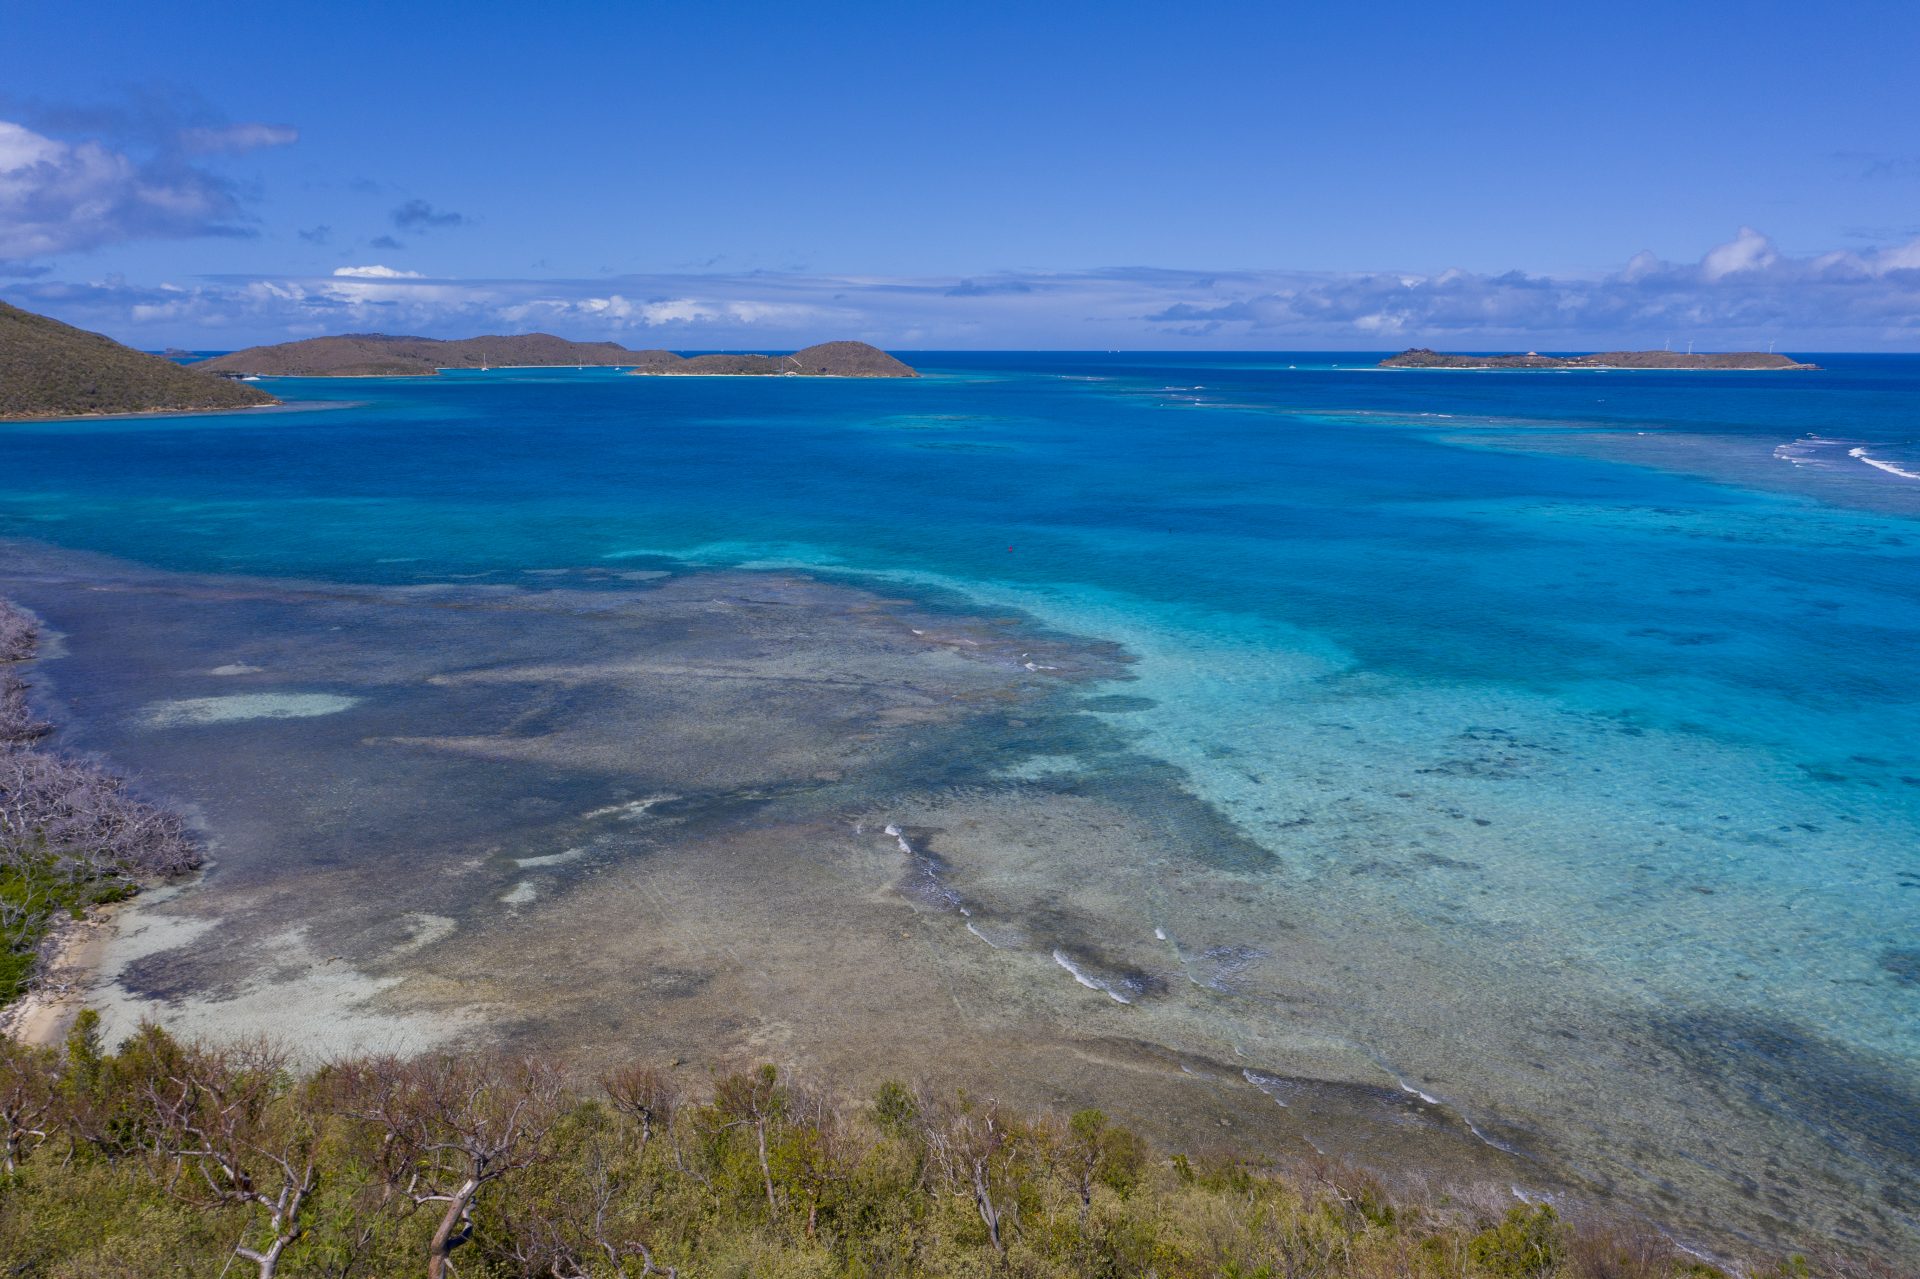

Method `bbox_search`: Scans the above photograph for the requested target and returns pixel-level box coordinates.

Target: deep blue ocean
[3,352,1917,1252]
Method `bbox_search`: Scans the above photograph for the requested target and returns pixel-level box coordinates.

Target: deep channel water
[2,353,1917,1259]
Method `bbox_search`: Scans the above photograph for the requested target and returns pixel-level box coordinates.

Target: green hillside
[0,301,278,418]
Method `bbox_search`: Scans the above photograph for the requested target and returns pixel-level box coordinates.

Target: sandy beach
[0,902,122,1048]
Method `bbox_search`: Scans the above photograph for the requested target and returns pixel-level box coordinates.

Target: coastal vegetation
[0,302,278,419]
[0,1026,1868,1279]
[0,599,201,1007]
[1378,349,1818,371]
[198,335,917,378]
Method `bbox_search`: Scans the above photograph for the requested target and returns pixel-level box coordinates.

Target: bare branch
[332,1053,563,1279]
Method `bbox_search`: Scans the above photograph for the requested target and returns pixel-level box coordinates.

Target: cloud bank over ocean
[6,220,1920,350]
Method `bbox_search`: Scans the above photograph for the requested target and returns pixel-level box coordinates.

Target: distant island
[631,341,917,378]
[0,301,279,419]
[1379,347,1818,371]
[198,334,917,378]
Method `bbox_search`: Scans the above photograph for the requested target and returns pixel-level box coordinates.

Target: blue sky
[3,0,1918,349]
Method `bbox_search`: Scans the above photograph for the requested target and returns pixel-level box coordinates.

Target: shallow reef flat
[3,539,1916,1266]
[0,547,1538,1186]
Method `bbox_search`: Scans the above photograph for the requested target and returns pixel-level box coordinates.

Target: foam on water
[1850,445,1920,481]
[514,848,588,868]
[1052,948,1134,1004]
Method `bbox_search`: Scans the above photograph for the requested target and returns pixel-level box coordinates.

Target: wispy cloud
[391,199,469,231]
[177,122,299,154]
[7,227,1919,349]
[1833,150,1920,182]
[944,277,1034,297]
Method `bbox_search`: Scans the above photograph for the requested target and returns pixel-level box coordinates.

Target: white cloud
[10,227,1920,349]
[1701,226,1779,280]
[0,118,263,261]
[0,122,64,172]
[1861,239,1920,274]
[331,264,424,279]
[1141,228,1920,347]
[637,297,715,325]
[498,294,843,329]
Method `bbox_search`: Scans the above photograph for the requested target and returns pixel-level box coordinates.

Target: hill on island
[199,334,918,378]
[636,341,917,377]
[197,333,681,377]
[0,301,279,419]
[1380,347,1817,370]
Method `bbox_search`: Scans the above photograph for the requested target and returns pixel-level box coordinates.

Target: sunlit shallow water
[2,354,1916,1259]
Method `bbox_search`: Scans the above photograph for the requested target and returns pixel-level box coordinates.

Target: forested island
[198,334,917,377]
[1380,348,1818,370]
[0,301,279,419]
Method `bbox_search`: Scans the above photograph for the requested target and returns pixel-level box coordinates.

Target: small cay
[1380,346,1819,370]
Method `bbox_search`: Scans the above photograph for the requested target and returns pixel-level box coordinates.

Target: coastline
[0,399,356,425]
[2,588,206,1052]
[0,540,1555,1215]
[1,538,1901,1267]
[1376,364,1815,372]
[230,368,909,379]
[0,901,124,1048]
[629,370,905,379]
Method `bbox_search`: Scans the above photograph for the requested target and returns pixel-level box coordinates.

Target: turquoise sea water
[3,353,1918,1253]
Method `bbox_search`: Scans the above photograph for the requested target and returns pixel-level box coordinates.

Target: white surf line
[513,847,588,868]
[582,795,676,821]
[1849,445,1920,480]
[964,920,1003,948]
[1241,1068,1290,1107]
[1052,948,1132,1003]
[885,821,998,945]
[1395,1077,1443,1107]
[1369,1054,1524,1156]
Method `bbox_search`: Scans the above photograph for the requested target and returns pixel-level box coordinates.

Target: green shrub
[1468,1203,1565,1277]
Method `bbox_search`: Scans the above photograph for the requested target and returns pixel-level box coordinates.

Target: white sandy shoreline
[0,903,124,1048]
